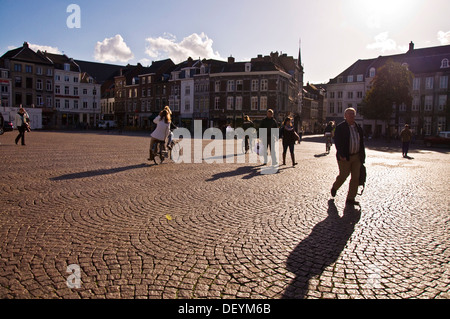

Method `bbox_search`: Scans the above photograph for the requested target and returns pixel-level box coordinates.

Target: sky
[0,0,449,84]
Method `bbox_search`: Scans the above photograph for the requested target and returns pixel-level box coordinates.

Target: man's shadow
[282,200,361,299]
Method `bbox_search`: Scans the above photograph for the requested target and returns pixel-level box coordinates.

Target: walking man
[330,108,366,206]
[259,109,278,165]
[400,124,413,158]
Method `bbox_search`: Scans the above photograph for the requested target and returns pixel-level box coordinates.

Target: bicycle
[325,132,332,154]
[151,133,181,165]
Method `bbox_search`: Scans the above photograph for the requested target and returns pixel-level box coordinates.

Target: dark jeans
[283,143,294,155]
[402,142,410,156]
[15,125,26,145]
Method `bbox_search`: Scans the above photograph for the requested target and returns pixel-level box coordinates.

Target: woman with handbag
[280,117,299,166]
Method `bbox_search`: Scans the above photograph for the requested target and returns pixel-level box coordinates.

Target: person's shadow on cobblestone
[50,163,147,181]
[282,199,361,299]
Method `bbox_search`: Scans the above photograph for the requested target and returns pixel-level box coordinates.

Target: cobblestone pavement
[0,131,448,299]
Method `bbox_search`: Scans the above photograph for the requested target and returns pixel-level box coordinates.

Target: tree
[361,59,413,137]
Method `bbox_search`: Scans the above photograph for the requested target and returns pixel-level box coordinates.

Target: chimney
[228,56,235,64]
[23,42,29,48]
[408,41,414,52]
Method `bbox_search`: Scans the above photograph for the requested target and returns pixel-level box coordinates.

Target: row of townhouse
[0,42,107,129]
[106,51,304,132]
[325,42,450,137]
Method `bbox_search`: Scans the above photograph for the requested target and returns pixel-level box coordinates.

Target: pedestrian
[15,107,30,146]
[330,108,366,206]
[148,109,171,161]
[400,124,413,158]
[242,115,255,153]
[259,109,279,165]
[280,117,299,166]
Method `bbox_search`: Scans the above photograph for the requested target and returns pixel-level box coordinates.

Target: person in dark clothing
[280,117,299,166]
[258,109,279,165]
[331,108,366,206]
[242,115,255,153]
[15,107,29,146]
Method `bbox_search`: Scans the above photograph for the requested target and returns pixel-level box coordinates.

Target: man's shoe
[331,188,337,197]
[346,199,360,206]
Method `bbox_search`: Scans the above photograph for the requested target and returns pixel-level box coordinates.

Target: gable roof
[0,42,53,66]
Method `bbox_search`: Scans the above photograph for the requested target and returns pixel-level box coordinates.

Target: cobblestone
[0,131,449,299]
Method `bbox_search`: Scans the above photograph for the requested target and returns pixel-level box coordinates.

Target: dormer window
[347,75,353,83]
[245,63,251,72]
[441,58,449,69]
[369,67,376,78]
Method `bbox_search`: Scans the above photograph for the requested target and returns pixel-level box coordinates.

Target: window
[185,85,190,96]
[357,91,363,99]
[357,74,363,82]
[439,76,448,89]
[83,101,88,109]
[65,86,69,95]
[47,69,53,76]
[260,79,268,91]
[251,80,259,91]
[36,67,42,75]
[36,79,43,90]
[337,91,343,99]
[25,65,32,73]
[236,80,243,91]
[15,76,22,88]
[329,92,335,99]
[329,102,335,114]
[227,96,234,110]
[438,95,447,111]
[347,92,353,99]
[74,87,78,96]
[260,96,267,110]
[215,81,220,92]
[337,102,343,113]
[46,97,52,107]
[26,77,32,89]
[74,77,78,83]
[347,75,353,83]
[65,100,70,109]
[425,77,434,89]
[14,64,22,72]
[412,96,420,112]
[64,75,70,82]
[55,85,60,94]
[215,97,220,110]
[235,96,242,110]
[251,96,258,110]
[36,95,43,106]
[441,58,449,68]
[369,68,376,77]
[413,78,420,91]
[424,95,433,111]
[184,100,190,111]
[55,75,61,81]
[245,63,251,72]
[64,63,70,71]
[55,99,60,108]
[227,80,235,92]
[46,80,52,91]
[74,100,78,109]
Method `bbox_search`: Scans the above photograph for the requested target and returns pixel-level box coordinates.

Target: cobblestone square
[0,131,449,299]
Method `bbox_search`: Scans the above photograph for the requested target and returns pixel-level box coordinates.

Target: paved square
[0,131,449,299]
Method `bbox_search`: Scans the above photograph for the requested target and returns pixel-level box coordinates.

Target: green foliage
[361,59,413,122]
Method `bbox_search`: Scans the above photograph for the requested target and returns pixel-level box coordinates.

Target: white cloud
[94,34,134,63]
[8,43,61,54]
[437,30,450,45]
[145,32,223,63]
[367,32,397,52]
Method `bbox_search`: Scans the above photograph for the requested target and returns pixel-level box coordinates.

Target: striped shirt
[349,124,360,154]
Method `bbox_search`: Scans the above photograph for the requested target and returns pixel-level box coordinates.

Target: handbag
[358,164,366,195]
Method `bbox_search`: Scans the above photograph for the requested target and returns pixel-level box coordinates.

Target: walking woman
[15,107,29,146]
[280,117,299,166]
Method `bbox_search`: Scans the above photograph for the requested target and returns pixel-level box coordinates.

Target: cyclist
[324,121,335,153]
[148,108,171,161]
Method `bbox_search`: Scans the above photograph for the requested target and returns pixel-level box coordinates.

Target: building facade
[0,42,55,127]
[326,42,450,137]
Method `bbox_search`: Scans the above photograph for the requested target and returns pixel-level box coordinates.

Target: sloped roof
[0,42,53,66]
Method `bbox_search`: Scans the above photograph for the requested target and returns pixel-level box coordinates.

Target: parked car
[98,120,117,129]
[3,121,14,132]
[424,131,450,147]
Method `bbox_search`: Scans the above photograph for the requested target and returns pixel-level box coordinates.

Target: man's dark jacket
[333,120,366,163]
[258,117,278,144]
